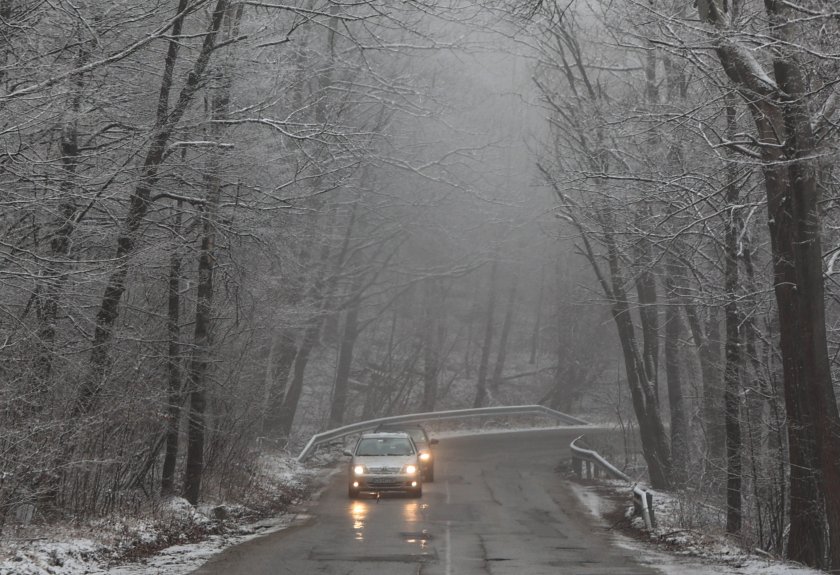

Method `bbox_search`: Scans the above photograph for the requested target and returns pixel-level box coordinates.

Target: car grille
[367,466,401,475]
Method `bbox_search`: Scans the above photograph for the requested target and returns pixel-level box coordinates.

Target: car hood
[354,455,416,468]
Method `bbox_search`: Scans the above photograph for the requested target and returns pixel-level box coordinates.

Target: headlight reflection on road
[402,502,420,524]
[351,500,368,541]
[403,503,429,550]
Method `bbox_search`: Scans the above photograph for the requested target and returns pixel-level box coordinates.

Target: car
[374,423,439,482]
[344,432,423,498]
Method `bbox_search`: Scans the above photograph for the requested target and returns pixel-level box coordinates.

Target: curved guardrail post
[633,486,654,530]
[569,436,631,482]
[570,435,655,529]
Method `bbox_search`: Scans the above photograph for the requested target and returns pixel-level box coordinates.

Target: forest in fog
[2,0,840,570]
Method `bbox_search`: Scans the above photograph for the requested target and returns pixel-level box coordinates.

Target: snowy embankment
[0,453,335,575]
[570,481,825,575]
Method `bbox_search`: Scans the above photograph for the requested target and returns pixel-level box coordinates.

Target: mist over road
[190,427,660,575]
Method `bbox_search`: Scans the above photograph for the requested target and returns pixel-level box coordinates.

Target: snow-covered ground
[0,454,333,575]
[570,481,825,575]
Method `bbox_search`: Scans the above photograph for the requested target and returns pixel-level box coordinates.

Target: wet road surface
[190,427,661,575]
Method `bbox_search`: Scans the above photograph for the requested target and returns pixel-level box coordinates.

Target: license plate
[368,477,400,485]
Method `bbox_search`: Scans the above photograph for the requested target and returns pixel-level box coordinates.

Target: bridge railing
[296,404,589,462]
[570,435,656,529]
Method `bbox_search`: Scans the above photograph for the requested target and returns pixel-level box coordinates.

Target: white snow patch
[569,482,825,575]
[0,539,105,575]
[0,453,330,575]
[108,514,308,575]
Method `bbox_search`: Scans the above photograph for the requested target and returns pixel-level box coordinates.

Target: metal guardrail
[296,404,589,462]
[570,435,656,529]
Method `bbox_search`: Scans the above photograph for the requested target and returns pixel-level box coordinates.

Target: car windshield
[381,428,427,445]
[356,437,415,456]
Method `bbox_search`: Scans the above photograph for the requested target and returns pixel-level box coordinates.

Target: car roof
[375,423,427,430]
[359,431,412,439]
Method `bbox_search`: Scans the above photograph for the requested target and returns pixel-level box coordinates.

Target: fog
[4,1,840,567]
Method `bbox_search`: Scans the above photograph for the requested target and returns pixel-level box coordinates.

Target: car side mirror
[430,439,439,445]
[343,450,353,457]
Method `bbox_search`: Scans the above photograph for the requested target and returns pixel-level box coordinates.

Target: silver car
[344,432,423,498]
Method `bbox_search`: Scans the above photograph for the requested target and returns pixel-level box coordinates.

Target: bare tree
[689,0,840,565]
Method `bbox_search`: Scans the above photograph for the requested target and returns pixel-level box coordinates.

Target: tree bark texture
[696,0,840,565]
[771,45,840,571]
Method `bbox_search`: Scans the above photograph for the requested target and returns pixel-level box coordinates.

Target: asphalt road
[190,427,661,575]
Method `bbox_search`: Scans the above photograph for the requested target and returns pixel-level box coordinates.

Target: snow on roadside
[569,482,825,575]
[0,452,332,575]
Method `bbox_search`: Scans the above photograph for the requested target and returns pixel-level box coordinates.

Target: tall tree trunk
[463,298,476,379]
[602,225,671,489]
[763,131,825,567]
[663,261,689,489]
[36,44,87,385]
[723,100,742,533]
[274,9,348,433]
[277,310,323,437]
[542,170,672,489]
[634,227,659,402]
[77,0,228,416]
[363,308,399,420]
[422,279,440,412]
[473,258,498,408]
[771,28,840,567]
[695,1,840,563]
[529,264,546,364]
[329,297,360,428]
[683,299,724,462]
[262,328,298,437]
[161,206,183,496]
[182,3,240,505]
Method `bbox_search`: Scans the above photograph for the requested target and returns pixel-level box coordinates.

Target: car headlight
[419,452,431,461]
[404,464,417,475]
[353,465,366,476]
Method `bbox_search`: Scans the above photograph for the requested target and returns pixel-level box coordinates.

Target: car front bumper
[352,474,419,491]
